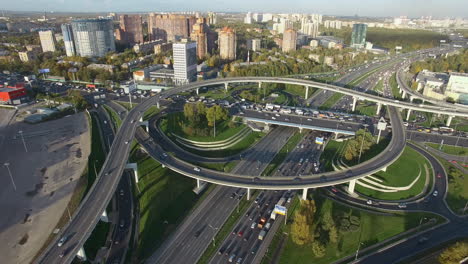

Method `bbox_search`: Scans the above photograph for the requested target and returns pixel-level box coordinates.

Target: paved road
[143,127,296,264]
[36,72,463,263]
[210,131,325,264]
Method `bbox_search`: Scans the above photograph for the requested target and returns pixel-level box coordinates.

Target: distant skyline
[2,0,468,18]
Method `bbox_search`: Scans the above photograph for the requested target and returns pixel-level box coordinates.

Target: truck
[258,230,266,240]
[258,217,267,229]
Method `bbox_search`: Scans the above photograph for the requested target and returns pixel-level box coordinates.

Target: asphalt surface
[210,131,326,264]
[36,57,466,264]
[96,103,135,264]
[143,126,296,264]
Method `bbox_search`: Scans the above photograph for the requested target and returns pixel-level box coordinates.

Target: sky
[2,0,468,18]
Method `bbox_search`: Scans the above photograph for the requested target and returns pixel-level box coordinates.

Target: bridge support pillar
[376,103,382,115]
[302,188,308,200]
[76,246,87,261]
[334,132,339,139]
[347,179,356,194]
[305,86,309,99]
[139,120,149,132]
[446,115,453,127]
[258,81,262,90]
[100,210,109,222]
[381,166,387,172]
[247,188,251,200]
[299,127,303,133]
[224,82,228,92]
[406,109,412,121]
[156,101,160,109]
[410,96,414,102]
[402,90,407,98]
[197,179,201,189]
[352,97,357,112]
[126,163,139,183]
[196,88,199,95]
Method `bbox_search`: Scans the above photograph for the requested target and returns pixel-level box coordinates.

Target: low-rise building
[133,39,165,53]
[87,64,115,73]
[154,42,172,54]
[18,51,38,62]
[0,87,27,104]
[415,70,468,104]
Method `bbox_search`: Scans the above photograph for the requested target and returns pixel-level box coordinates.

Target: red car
[437,173,442,179]
[237,231,244,237]
[331,187,338,193]
[450,160,458,164]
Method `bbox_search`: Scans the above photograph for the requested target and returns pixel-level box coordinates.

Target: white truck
[258,230,266,240]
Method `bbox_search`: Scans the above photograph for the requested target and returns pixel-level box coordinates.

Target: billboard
[39,68,50,74]
[315,137,324,145]
[274,205,286,216]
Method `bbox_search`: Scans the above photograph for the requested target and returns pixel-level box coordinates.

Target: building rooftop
[0,88,16,92]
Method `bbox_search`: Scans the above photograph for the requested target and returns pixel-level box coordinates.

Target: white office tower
[38,30,56,52]
[274,18,293,34]
[301,22,319,38]
[262,13,273,22]
[61,24,76,56]
[244,12,253,24]
[173,41,197,85]
[71,18,115,57]
[311,14,323,24]
[253,13,263,22]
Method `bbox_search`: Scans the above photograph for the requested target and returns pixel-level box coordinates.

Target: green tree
[205,105,228,127]
[344,129,375,161]
[311,240,326,257]
[439,241,468,264]
[328,225,338,244]
[291,211,311,245]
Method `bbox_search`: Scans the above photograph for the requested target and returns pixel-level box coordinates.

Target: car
[275,114,280,117]
[162,153,168,158]
[271,117,276,120]
[218,247,226,255]
[57,236,68,247]
[433,190,438,197]
[251,244,260,254]
[237,257,243,264]
[230,193,236,199]
[418,237,428,244]
[229,254,236,262]
[193,167,201,172]
[237,230,244,237]
[120,220,125,228]
[59,250,67,258]
[366,200,373,205]
[331,187,338,193]
[437,173,442,178]
[251,222,256,229]
[119,189,124,196]
[124,141,129,144]
[398,203,407,209]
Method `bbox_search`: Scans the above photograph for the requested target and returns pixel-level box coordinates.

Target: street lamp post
[358,124,369,163]
[418,217,427,232]
[208,224,219,247]
[4,163,17,191]
[18,131,28,153]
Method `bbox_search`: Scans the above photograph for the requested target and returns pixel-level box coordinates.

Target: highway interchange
[35,45,468,264]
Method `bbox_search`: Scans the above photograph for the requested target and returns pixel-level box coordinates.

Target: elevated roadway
[38,73,459,263]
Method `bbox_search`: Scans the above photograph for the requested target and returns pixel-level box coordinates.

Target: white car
[251,222,256,229]
[57,236,67,247]
[433,190,438,197]
[193,167,201,172]
[366,200,373,205]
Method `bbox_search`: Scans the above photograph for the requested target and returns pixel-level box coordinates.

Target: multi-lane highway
[36,67,466,264]
[144,127,296,264]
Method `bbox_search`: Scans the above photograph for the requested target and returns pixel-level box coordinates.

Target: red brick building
[116,14,144,46]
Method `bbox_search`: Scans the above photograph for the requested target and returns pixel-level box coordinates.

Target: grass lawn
[390,73,402,100]
[83,221,110,260]
[199,89,232,100]
[285,84,308,99]
[262,131,304,176]
[436,157,468,215]
[132,150,202,261]
[345,137,391,167]
[319,92,345,110]
[355,146,432,200]
[103,105,122,129]
[272,92,289,105]
[278,195,442,264]
[426,143,468,156]
[354,101,377,116]
[86,112,107,194]
[193,161,239,172]
[143,106,160,121]
[320,140,347,172]
[374,80,384,93]
[177,131,266,158]
[160,112,246,142]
